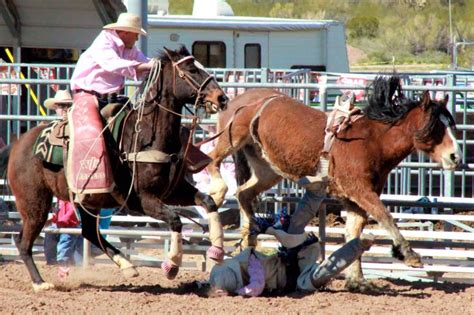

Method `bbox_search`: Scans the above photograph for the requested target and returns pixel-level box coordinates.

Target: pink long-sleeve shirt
[70,30,149,94]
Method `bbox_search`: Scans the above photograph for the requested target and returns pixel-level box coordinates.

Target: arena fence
[1,197,473,283]
[0,65,474,282]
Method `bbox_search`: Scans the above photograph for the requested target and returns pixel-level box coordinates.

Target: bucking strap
[249,95,283,153]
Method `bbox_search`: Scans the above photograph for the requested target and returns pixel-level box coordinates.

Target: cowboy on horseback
[69,12,155,195]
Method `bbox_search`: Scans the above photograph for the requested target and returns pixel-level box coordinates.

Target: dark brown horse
[0,46,229,292]
[207,76,461,290]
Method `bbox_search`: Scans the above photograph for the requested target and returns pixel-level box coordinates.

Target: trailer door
[234,32,269,68]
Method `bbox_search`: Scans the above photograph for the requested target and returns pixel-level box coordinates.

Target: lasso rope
[72,59,162,258]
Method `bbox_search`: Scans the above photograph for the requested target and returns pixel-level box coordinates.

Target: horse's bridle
[168,54,217,107]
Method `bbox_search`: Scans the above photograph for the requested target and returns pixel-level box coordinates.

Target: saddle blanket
[33,109,126,166]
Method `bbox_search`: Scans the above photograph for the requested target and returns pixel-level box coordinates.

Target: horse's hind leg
[13,195,54,292]
[236,147,281,247]
[77,206,139,278]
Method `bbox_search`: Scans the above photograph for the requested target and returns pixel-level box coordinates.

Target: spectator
[44,89,73,118]
[43,200,80,279]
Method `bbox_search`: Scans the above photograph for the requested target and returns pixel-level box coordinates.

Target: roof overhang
[0,0,125,49]
[148,15,339,32]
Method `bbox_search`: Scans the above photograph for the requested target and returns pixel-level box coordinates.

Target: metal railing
[1,65,474,201]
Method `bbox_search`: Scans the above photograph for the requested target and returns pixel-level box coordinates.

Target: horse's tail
[0,145,11,176]
[232,147,251,186]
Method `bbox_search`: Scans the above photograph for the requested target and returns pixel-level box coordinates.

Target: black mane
[363,75,418,124]
[137,46,191,96]
[156,45,190,64]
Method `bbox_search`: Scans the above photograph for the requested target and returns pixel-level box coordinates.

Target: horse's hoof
[404,249,423,268]
[405,255,423,268]
[344,279,383,293]
[122,266,139,278]
[32,282,55,293]
[207,246,225,262]
[161,261,180,280]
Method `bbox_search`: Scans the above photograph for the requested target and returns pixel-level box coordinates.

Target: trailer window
[192,42,226,68]
[244,44,261,68]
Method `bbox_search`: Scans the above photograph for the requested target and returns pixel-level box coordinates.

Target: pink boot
[57,266,70,281]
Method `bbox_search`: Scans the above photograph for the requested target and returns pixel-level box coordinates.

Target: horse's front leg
[207,145,230,208]
[352,193,423,267]
[194,191,225,262]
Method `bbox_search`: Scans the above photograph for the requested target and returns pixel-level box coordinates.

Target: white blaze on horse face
[438,114,462,170]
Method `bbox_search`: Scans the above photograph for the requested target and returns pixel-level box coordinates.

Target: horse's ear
[420,90,431,110]
[163,47,178,62]
[443,94,449,105]
[178,45,190,56]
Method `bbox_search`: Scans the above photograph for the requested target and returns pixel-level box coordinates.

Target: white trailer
[147,15,349,72]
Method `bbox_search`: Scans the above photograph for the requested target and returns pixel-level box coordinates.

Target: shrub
[347,16,379,39]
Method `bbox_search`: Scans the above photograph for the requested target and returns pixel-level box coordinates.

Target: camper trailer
[147,14,349,72]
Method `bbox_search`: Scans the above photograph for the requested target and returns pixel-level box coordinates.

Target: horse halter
[168,54,216,107]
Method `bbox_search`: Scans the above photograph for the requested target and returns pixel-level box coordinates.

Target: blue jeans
[43,223,80,266]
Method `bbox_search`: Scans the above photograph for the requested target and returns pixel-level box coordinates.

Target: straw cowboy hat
[103,12,147,36]
[44,90,73,110]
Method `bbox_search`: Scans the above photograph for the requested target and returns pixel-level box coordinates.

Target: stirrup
[297,157,329,189]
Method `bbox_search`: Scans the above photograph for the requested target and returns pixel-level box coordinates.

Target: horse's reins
[72,60,164,258]
[170,55,216,107]
[157,53,220,200]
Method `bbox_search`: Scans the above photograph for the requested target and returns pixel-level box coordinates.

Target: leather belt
[73,89,117,99]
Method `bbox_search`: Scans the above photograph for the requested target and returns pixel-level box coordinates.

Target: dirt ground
[0,262,473,315]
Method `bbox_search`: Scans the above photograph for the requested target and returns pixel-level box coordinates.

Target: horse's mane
[363,75,418,124]
[137,45,191,96]
[416,96,456,142]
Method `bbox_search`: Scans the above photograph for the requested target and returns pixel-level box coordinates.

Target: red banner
[33,67,58,92]
[336,76,367,101]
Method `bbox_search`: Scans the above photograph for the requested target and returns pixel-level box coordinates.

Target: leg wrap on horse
[161,232,182,280]
[208,212,224,247]
[287,190,325,234]
[207,211,225,261]
[311,235,374,288]
[168,231,183,266]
